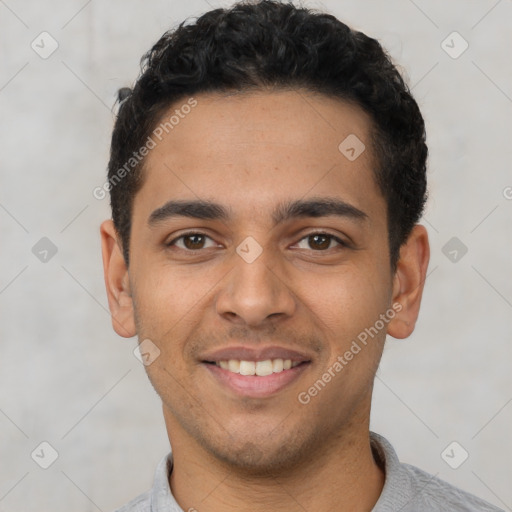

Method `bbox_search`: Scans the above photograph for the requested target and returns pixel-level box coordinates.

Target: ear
[387,224,430,339]
[100,220,136,338]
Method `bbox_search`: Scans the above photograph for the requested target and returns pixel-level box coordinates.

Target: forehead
[134,89,385,224]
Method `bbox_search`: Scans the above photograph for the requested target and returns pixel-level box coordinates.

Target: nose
[215,245,296,327]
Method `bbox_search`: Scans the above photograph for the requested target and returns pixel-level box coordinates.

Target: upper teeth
[216,359,300,376]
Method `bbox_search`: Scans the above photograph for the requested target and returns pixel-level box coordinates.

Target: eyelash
[166,231,348,252]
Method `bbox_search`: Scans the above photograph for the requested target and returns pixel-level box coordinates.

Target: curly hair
[107,0,427,269]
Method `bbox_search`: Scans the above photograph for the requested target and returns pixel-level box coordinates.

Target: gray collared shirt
[113,431,504,511]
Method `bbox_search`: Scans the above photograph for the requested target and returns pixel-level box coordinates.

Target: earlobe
[100,220,137,338]
[387,224,430,340]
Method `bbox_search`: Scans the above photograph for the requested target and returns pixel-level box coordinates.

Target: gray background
[1,0,511,510]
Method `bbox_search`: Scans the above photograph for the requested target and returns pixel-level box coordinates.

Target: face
[102,89,428,474]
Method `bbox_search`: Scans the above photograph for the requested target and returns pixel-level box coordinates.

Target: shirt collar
[150,451,178,511]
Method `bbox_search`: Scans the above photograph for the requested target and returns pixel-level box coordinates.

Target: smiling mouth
[204,359,307,376]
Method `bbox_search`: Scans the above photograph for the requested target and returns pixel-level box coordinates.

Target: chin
[200,429,317,477]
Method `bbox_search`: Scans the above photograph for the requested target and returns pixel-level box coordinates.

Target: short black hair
[107,0,427,269]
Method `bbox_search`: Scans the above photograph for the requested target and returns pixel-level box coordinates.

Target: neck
[167,422,385,512]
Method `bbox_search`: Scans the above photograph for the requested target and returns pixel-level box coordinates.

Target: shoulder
[370,432,504,512]
[111,489,151,512]
[401,463,504,511]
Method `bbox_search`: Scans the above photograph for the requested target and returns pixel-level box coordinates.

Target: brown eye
[168,232,217,251]
[183,234,206,249]
[308,234,331,250]
[295,233,345,251]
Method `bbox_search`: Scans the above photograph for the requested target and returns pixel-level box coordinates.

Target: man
[100,1,502,510]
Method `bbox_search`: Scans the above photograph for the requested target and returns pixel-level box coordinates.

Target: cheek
[131,264,223,356]
[307,261,388,322]
[134,263,209,317]
[299,262,390,365]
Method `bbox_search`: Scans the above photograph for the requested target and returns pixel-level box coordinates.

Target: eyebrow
[148,197,368,226]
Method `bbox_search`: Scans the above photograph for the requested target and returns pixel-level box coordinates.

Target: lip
[203,361,311,398]
[200,345,313,363]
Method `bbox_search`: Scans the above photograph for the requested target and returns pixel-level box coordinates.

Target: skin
[101,89,429,512]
